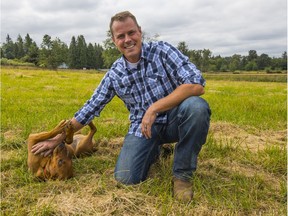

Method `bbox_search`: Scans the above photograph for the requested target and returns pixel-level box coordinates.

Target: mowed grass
[1,67,287,215]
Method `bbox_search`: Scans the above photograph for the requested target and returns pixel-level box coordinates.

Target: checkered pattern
[75,41,206,137]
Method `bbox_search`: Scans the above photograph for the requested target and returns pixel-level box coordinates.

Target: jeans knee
[114,170,141,185]
[180,97,211,119]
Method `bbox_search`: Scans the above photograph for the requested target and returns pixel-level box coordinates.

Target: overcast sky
[1,0,287,57]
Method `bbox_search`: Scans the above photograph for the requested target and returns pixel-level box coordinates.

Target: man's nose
[124,34,132,42]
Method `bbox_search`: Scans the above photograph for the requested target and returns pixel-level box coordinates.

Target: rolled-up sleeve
[177,62,206,86]
[163,42,206,87]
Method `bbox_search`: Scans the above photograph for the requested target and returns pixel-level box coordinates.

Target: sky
[1,0,287,57]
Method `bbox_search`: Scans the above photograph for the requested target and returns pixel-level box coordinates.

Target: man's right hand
[31,133,64,157]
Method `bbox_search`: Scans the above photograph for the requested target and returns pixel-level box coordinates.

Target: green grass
[203,80,286,130]
[1,67,287,215]
[204,72,287,83]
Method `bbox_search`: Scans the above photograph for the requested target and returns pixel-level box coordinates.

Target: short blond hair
[110,11,140,36]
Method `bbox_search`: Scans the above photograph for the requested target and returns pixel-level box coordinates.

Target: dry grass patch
[210,122,286,151]
[34,179,160,216]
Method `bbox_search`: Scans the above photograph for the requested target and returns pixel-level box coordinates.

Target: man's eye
[128,31,135,36]
[117,35,125,39]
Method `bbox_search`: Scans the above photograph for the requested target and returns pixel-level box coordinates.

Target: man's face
[112,17,142,63]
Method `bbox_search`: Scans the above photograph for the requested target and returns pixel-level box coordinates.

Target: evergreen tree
[177,41,189,56]
[26,42,39,64]
[76,35,87,69]
[39,34,52,67]
[87,43,96,69]
[0,46,3,58]
[24,34,33,55]
[2,34,15,59]
[15,34,25,59]
[50,38,68,69]
[94,43,104,69]
[68,36,77,68]
[21,33,39,64]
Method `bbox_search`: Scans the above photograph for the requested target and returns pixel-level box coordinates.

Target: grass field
[1,67,287,215]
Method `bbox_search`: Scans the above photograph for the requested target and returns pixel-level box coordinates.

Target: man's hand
[31,141,54,157]
[141,108,158,139]
[31,133,64,157]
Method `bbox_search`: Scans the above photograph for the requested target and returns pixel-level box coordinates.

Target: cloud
[1,0,286,57]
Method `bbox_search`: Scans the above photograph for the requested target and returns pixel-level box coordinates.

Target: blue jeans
[114,96,211,184]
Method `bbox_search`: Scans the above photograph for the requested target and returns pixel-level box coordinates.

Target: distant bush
[0,58,35,67]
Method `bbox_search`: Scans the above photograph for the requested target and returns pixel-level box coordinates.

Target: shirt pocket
[146,73,166,97]
[113,81,139,105]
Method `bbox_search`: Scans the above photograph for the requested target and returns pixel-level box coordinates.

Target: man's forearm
[148,83,204,115]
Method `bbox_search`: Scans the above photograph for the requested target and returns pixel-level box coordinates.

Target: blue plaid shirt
[75,41,205,137]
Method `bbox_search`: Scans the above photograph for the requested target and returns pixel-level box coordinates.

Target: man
[32,11,211,202]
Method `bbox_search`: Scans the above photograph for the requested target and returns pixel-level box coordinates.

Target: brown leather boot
[172,177,193,202]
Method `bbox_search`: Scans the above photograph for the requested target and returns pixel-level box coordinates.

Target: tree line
[1,33,287,72]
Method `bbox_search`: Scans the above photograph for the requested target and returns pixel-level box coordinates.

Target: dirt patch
[209,122,286,152]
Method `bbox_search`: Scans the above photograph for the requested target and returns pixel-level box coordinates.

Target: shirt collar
[120,42,152,70]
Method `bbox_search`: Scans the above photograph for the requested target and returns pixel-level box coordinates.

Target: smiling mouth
[125,44,135,49]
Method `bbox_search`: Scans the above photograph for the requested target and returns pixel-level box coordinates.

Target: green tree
[189,49,211,72]
[21,33,39,64]
[280,51,287,70]
[257,53,271,70]
[209,55,224,72]
[23,42,39,65]
[245,60,258,71]
[102,31,121,68]
[39,35,67,69]
[0,46,3,58]
[23,34,33,55]
[201,49,212,72]
[177,41,189,56]
[248,50,258,61]
[240,56,248,70]
[39,34,52,67]
[68,36,78,68]
[94,43,104,69]
[2,34,15,59]
[50,38,68,69]
[76,35,87,69]
[189,50,202,70]
[229,54,241,72]
[15,34,25,59]
[87,43,97,69]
